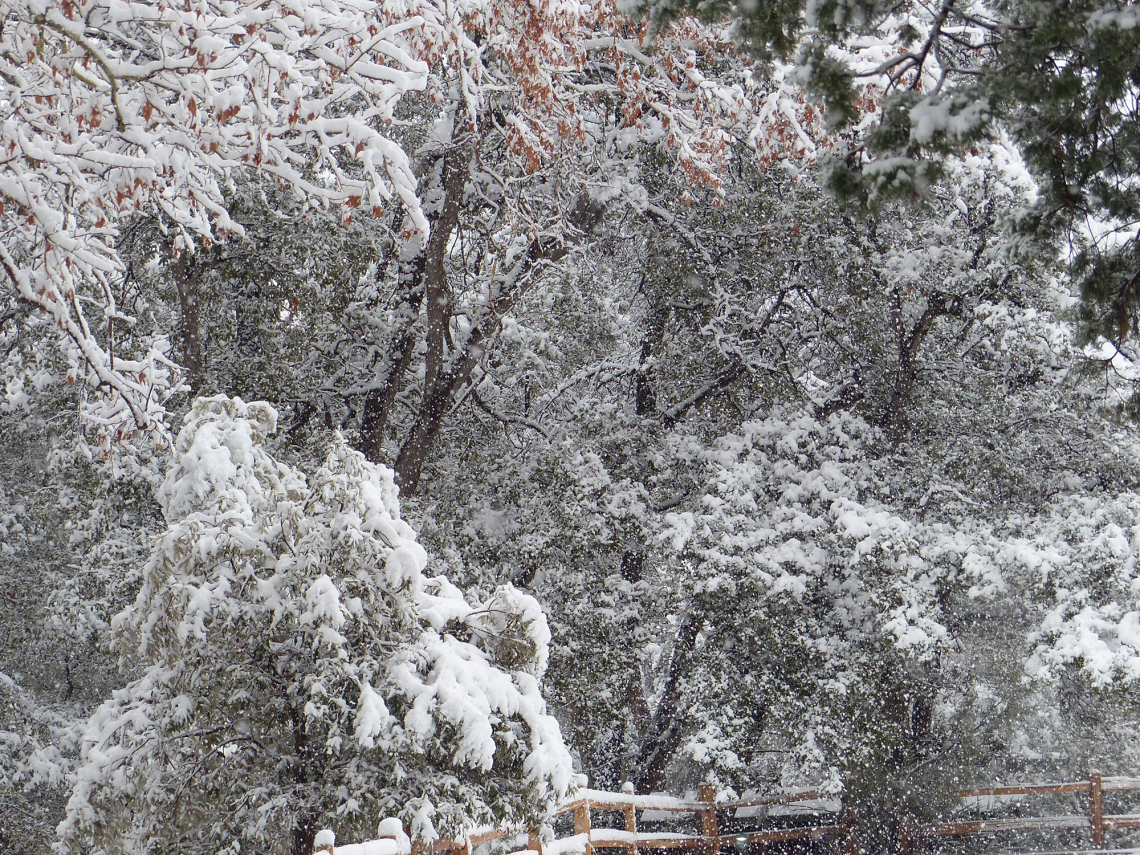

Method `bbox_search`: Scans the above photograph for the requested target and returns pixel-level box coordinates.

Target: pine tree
[57,396,573,855]
[622,0,1140,346]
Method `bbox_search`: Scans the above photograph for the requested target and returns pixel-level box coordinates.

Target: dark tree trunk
[357,149,468,465]
[292,821,317,855]
[635,305,668,417]
[171,251,205,390]
[633,612,702,793]
[391,191,606,495]
[393,360,466,493]
[289,705,318,855]
[359,331,417,462]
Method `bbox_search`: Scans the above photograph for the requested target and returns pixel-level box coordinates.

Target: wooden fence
[921,775,1140,848]
[410,784,847,855]
[331,776,1140,855]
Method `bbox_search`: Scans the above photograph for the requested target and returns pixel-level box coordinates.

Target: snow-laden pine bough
[57,397,574,854]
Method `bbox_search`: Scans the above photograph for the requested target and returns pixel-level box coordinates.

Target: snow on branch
[59,396,574,852]
[2,0,435,439]
[2,0,831,452]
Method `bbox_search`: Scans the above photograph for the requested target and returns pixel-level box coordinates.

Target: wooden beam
[575,799,594,855]
[737,825,848,845]
[1091,774,1106,847]
[699,785,719,855]
[1102,778,1140,791]
[923,816,1092,836]
[623,783,638,855]
[589,835,701,849]
[730,792,826,810]
[954,783,1091,798]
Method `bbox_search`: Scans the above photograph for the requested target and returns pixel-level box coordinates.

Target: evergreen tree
[57,397,572,855]
[622,0,1140,348]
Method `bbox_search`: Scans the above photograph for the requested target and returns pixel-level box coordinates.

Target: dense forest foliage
[2,0,1140,852]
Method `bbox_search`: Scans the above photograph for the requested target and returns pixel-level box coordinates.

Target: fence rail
[925,774,1140,847]
[325,775,1140,855]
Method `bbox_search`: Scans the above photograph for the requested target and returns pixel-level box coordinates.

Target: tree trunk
[392,191,605,494]
[171,251,204,390]
[393,345,482,494]
[635,304,668,417]
[882,293,960,440]
[359,330,417,462]
[292,821,317,855]
[633,612,701,793]
[422,152,469,395]
[357,148,468,465]
[290,706,318,855]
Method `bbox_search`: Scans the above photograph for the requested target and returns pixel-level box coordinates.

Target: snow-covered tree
[1,0,822,464]
[5,0,1140,850]
[0,2,826,844]
[624,0,1140,363]
[399,134,1140,818]
[57,396,573,855]
[0,0,439,442]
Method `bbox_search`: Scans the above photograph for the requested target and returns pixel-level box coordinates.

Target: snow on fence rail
[320,775,1140,855]
[924,774,1140,848]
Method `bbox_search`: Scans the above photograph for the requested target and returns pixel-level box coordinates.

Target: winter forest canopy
[2,0,1140,851]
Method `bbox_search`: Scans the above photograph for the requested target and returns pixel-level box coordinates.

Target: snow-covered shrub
[58,396,572,855]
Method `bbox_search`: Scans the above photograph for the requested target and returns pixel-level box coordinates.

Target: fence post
[400,822,421,855]
[897,822,909,855]
[1090,772,1105,847]
[528,832,543,855]
[699,784,719,855]
[314,830,335,855]
[575,797,594,855]
[622,782,638,855]
[843,808,859,855]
